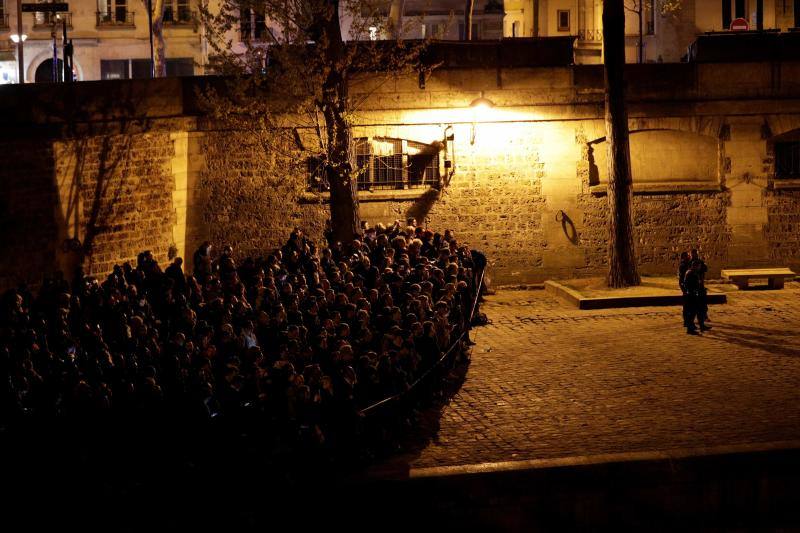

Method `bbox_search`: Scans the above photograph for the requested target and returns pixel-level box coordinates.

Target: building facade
[340,0,800,63]
[2,0,800,83]
[0,0,204,83]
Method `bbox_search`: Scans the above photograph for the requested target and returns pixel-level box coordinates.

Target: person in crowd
[0,222,485,451]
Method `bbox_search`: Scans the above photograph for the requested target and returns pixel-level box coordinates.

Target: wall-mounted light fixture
[469,91,495,110]
[469,91,495,145]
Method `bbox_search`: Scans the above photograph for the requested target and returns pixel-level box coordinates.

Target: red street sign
[21,3,69,12]
[730,17,749,31]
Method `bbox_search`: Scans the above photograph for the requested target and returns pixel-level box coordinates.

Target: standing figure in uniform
[684,262,711,334]
[678,251,692,329]
[690,249,710,324]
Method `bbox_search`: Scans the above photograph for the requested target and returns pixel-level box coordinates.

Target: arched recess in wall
[27,51,83,82]
[587,129,719,186]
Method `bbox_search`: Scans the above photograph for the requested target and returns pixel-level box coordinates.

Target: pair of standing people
[678,249,711,334]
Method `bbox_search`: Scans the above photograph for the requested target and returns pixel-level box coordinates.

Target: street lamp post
[15,0,24,83]
[51,25,58,82]
[147,0,155,77]
[62,15,70,82]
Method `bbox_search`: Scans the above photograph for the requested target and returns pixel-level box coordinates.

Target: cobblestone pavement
[401,283,800,470]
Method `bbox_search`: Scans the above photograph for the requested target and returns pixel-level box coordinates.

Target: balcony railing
[0,13,9,30]
[96,10,135,27]
[33,12,73,30]
[163,8,196,28]
[578,28,602,42]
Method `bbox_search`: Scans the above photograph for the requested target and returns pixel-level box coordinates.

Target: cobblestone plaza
[400,284,800,472]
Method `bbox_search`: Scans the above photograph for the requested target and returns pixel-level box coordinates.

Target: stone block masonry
[765,188,800,272]
[2,61,800,289]
[197,131,328,268]
[579,193,731,277]
[71,133,177,276]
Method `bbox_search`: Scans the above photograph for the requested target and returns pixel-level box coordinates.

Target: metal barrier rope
[357,266,485,417]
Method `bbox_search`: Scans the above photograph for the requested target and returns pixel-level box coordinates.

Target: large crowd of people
[0,221,484,452]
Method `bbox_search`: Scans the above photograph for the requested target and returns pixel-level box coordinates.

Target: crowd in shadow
[1,221,484,468]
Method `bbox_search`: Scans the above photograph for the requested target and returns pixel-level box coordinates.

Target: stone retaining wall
[2,61,800,288]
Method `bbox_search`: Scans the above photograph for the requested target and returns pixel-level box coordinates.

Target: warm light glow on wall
[354,92,556,163]
[391,103,542,130]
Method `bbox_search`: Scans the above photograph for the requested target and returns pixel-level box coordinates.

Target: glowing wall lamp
[469,91,495,110]
[10,33,27,84]
[469,91,495,145]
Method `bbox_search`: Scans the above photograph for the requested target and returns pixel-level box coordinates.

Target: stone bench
[720,268,797,290]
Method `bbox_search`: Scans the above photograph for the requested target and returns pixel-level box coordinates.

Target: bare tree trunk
[151,0,167,77]
[388,0,404,38]
[328,164,360,244]
[464,0,475,40]
[603,0,640,288]
[322,0,360,244]
[637,2,643,63]
[533,0,539,37]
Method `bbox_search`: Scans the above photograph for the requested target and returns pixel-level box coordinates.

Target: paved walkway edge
[544,280,727,310]
[409,440,800,479]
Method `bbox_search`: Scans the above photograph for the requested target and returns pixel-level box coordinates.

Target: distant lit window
[734,0,745,18]
[422,22,444,39]
[557,10,570,32]
[369,26,378,40]
[166,57,194,77]
[164,0,192,23]
[775,142,800,179]
[100,59,129,80]
[240,7,268,41]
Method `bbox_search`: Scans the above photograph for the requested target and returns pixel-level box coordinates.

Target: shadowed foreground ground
[6,284,800,531]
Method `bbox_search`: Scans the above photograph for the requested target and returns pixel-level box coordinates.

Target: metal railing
[96,10,135,27]
[32,12,72,30]
[578,28,602,42]
[0,13,9,30]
